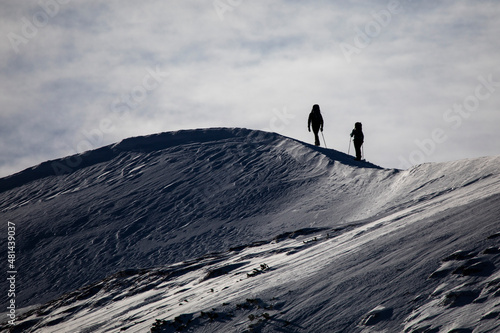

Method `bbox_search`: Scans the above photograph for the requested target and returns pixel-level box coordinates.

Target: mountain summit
[2,128,500,332]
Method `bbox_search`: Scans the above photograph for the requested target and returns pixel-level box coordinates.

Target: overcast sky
[1,0,499,177]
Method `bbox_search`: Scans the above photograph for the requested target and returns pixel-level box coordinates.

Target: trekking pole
[348,137,352,155]
[361,144,364,160]
[321,132,327,148]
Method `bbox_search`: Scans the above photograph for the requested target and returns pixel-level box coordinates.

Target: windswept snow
[1,128,500,332]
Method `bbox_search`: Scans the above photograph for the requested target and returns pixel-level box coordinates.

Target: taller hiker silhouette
[350,122,364,161]
[308,104,324,146]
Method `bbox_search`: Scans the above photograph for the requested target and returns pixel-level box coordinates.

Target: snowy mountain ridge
[1,128,500,332]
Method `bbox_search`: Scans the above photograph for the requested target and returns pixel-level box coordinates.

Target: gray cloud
[1,0,500,177]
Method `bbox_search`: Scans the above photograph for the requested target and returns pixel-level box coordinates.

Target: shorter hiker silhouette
[308,104,324,146]
[350,122,364,161]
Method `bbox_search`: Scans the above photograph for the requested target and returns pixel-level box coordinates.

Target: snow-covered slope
[1,128,500,332]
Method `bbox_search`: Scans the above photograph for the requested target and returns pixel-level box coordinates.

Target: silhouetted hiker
[350,122,364,161]
[308,104,324,146]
